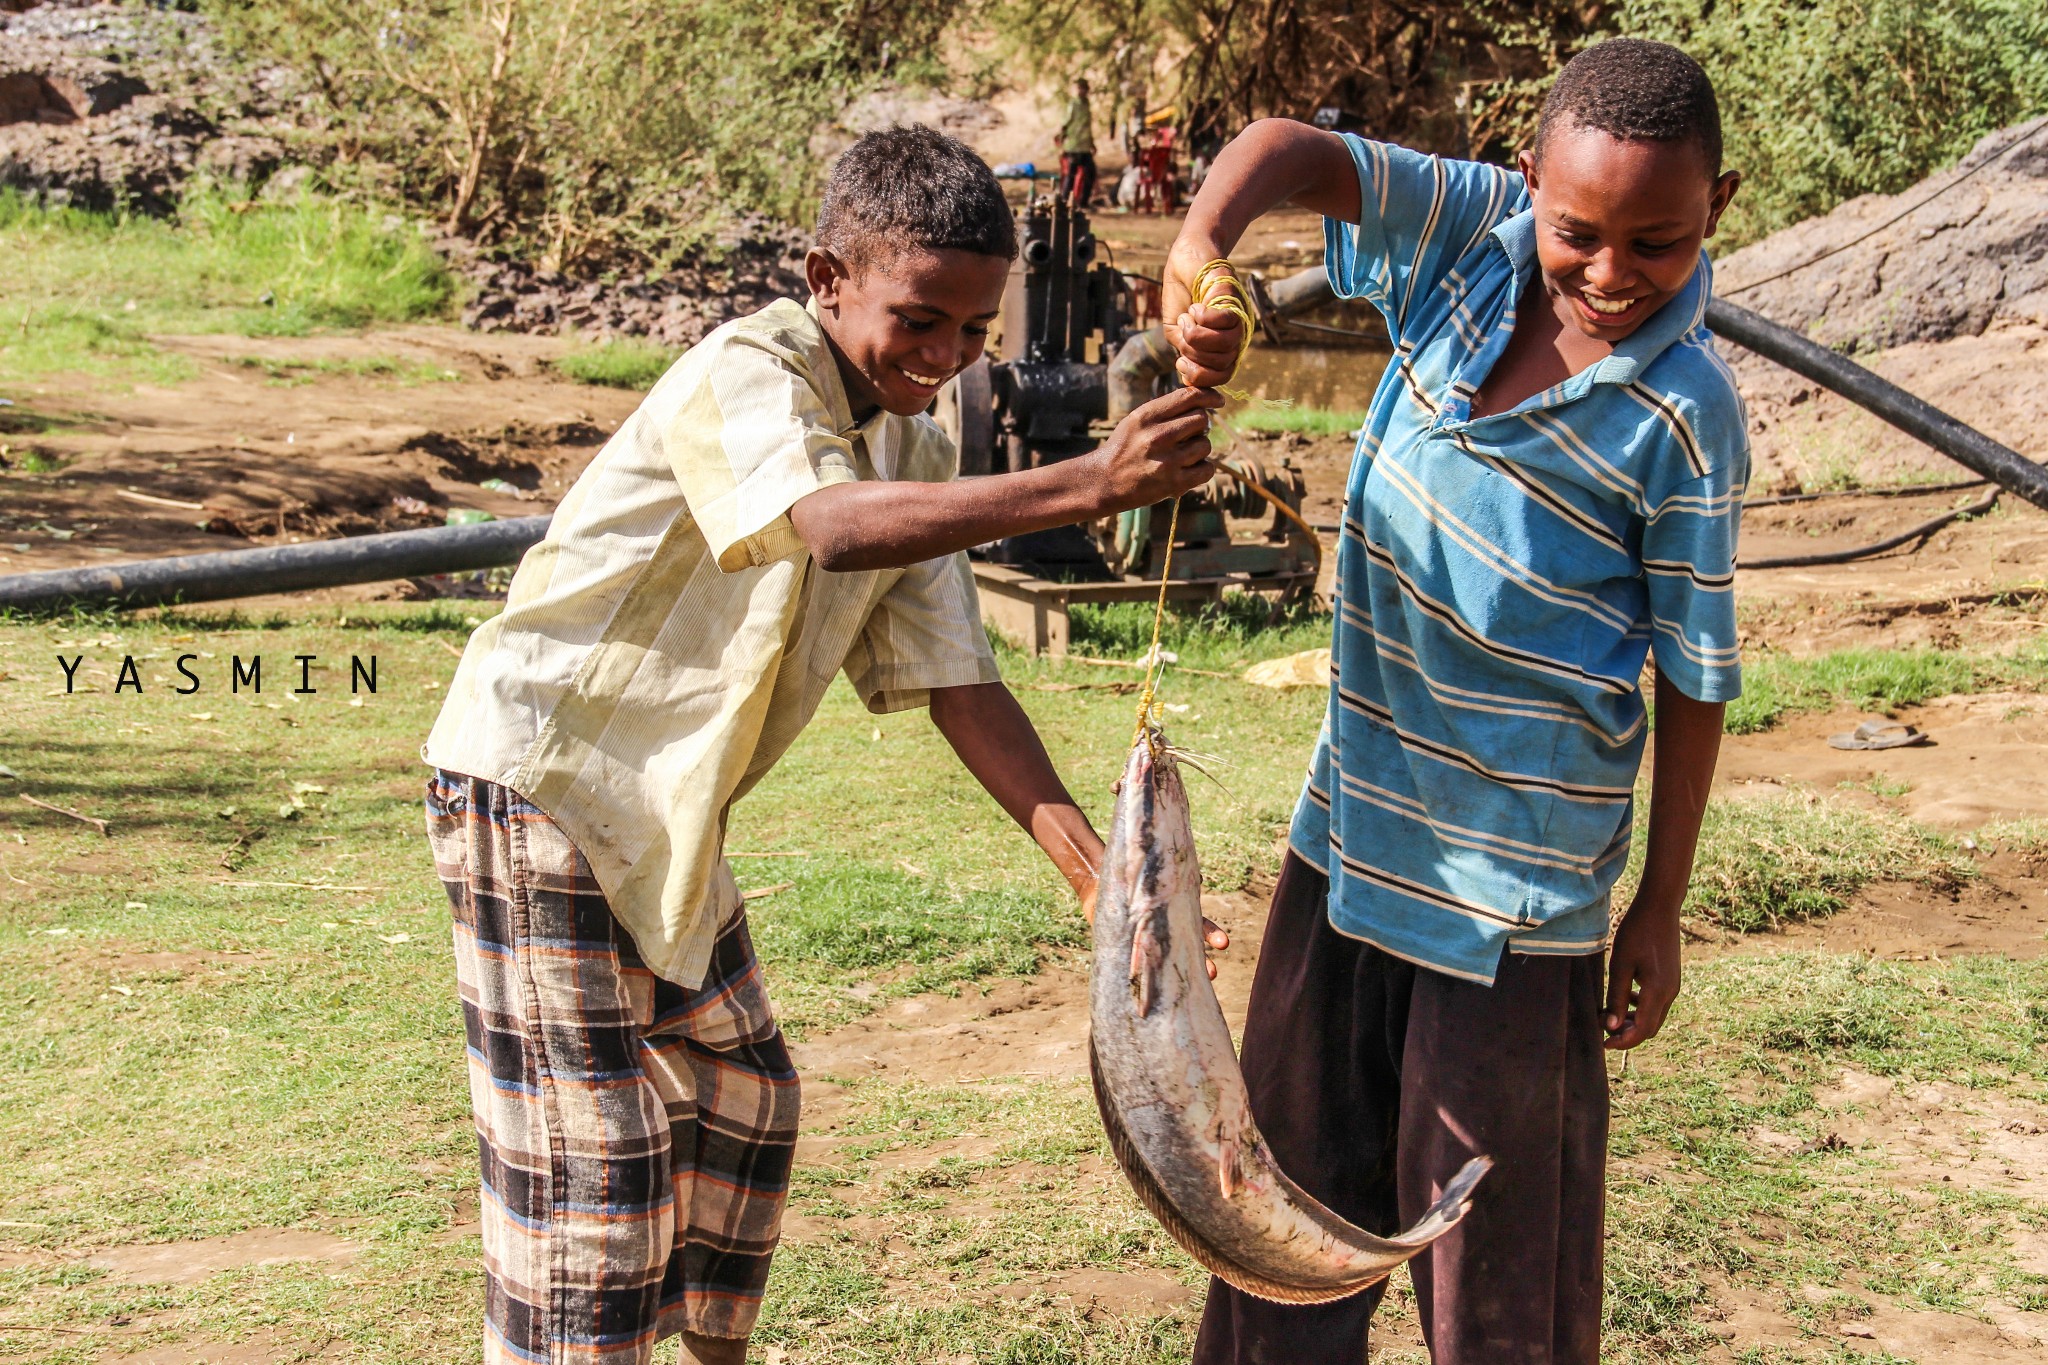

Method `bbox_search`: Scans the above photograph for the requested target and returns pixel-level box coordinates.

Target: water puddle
[1232,343,1391,411]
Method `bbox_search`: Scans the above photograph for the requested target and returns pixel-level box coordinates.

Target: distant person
[1163,38,1746,1365]
[422,124,1226,1365]
[1060,76,1098,205]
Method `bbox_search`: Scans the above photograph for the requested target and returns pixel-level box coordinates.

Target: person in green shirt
[1059,77,1097,205]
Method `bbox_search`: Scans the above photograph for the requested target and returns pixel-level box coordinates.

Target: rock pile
[456,218,810,348]
[1716,117,2048,494]
[0,0,292,212]
[1718,117,2048,352]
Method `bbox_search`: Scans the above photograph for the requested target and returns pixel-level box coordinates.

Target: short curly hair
[1535,38,1722,176]
[816,124,1018,271]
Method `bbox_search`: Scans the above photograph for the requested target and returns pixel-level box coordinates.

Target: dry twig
[1066,655,1235,680]
[19,794,107,837]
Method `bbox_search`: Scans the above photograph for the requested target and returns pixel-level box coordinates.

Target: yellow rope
[1133,258,1255,747]
[1188,258,1259,404]
[1131,494,1184,748]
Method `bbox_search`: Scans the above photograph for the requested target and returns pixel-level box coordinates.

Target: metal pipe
[1107,327,1180,420]
[0,515,550,613]
[1704,298,2048,511]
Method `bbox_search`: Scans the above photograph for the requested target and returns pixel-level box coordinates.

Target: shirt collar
[1487,208,1715,389]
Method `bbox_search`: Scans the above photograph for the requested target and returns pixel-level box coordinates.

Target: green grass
[1223,404,1367,438]
[1,615,2043,1362]
[0,187,455,389]
[755,949,2048,1363]
[551,337,683,389]
[1062,593,1332,672]
[1727,645,2048,734]
[1643,789,1978,935]
[5,447,70,474]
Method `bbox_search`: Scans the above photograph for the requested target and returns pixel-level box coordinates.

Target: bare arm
[1165,119,1361,388]
[928,682,1229,970]
[1605,666,1725,1050]
[791,385,1222,572]
[929,682,1103,911]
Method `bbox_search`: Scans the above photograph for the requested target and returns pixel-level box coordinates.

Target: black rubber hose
[1739,489,2000,569]
[1743,477,1987,508]
[1704,298,2048,512]
[0,515,551,613]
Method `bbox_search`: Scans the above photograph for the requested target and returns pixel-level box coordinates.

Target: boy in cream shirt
[424,125,1223,1365]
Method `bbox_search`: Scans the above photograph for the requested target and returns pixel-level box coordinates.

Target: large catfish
[1089,729,1491,1304]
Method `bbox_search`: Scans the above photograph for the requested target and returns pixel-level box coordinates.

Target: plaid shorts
[425,770,800,1362]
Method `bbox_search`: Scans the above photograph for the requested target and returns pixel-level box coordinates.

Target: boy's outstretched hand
[788,376,1219,573]
[1074,871,1232,981]
[1089,383,1224,509]
[931,682,1230,981]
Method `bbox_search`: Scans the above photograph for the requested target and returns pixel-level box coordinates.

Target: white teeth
[1583,295,1634,315]
[902,369,947,387]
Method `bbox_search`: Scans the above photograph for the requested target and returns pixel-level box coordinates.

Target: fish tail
[1088,1038,1388,1306]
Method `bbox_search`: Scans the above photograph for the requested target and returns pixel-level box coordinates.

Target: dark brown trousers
[1191,856,1609,1365]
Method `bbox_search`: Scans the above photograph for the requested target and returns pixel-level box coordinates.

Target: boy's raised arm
[789,384,1221,572]
[1165,119,1361,389]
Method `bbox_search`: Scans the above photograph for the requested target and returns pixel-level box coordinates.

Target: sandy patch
[988,1266,1196,1314]
[1719,696,2048,830]
[1798,1067,2048,1202]
[86,1228,359,1287]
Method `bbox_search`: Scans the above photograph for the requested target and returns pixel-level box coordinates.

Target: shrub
[1615,0,2048,245]
[203,0,956,270]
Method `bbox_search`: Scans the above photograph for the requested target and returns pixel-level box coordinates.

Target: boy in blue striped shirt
[1164,40,1745,1364]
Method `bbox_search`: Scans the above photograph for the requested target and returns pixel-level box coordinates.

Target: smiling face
[1519,122,1740,343]
[807,246,1009,418]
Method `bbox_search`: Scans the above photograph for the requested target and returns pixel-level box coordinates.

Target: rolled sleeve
[666,332,861,573]
[1642,466,1746,702]
[843,552,1000,713]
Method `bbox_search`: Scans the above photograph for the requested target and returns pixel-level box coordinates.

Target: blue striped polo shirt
[1288,135,1749,985]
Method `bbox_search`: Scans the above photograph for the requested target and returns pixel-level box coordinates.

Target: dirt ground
[9,314,2042,655]
[0,328,640,592]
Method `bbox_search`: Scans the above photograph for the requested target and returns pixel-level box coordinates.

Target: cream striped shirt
[425,298,999,987]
